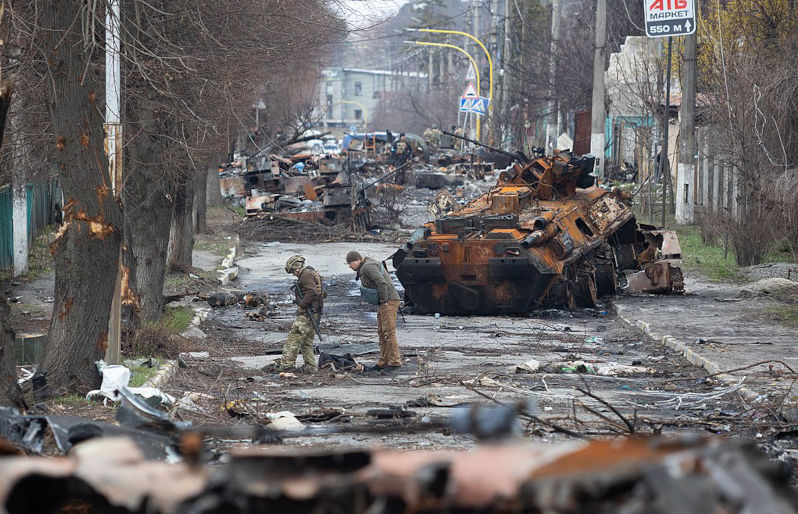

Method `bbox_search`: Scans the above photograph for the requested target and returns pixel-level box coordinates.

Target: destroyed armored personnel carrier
[393,146,683,314]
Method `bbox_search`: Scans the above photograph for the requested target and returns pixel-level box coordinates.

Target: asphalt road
[172,240,758,451]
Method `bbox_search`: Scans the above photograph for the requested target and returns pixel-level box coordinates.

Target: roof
[340,67,427,78]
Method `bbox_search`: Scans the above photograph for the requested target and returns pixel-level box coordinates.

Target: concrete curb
[143,359,178,390]
[217,235,240,285]
[614,303,760,401]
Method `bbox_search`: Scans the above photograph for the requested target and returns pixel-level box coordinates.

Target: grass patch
[763,243,795,264]
[675,225,743,282]
[124,306,191,359]
[164,269,217,290]
[129,364,159,387]
[52,393,86,406]
[194,238,232,257]
[162,306,192,334]
[163,275,189,289]
[766,305,798,326]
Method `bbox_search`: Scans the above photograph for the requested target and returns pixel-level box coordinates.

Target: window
[354,81,362,96]
[326,94,333,115]
[354,109,362,120]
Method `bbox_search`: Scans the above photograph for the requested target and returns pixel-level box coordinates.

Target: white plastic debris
[515,359,541,374]
[266,411,304,432]
[86,361,175,406]
[595,363,652,376]
[86,364,130,403]
[175,396,202,413]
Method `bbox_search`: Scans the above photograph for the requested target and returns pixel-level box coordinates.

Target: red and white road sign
[461,81,478,99]
[645,0,695,37]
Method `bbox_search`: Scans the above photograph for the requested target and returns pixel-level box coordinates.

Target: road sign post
[645,0,696,37]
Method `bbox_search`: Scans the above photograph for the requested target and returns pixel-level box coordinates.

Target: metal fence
[0,179,62,272]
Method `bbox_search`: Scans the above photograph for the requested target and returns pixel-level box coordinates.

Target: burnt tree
[39,1,122,393]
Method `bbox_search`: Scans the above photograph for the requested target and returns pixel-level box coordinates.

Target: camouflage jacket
[295,266,324,312]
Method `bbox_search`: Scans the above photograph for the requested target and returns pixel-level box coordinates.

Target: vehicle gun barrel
[442,130,530,164]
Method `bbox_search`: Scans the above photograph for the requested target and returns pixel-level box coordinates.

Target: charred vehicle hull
[394,151,683,315]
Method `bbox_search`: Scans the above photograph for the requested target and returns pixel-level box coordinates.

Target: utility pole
[547,0,562,154]
[473,0,480,67]
[590,0,607,176]
[105,0,122,365]
[660,37,673,227]
[490,0,499,144]
[501,0,511,148]
[428,49,434,91]
[676,32,696,224]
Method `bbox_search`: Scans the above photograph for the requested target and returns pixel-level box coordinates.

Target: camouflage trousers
[280,312,319,371]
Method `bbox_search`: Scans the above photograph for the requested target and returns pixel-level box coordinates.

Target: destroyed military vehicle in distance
[393,143,684,315]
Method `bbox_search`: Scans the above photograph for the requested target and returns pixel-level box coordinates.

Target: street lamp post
[414,28,493,142]
[407,40,482,141]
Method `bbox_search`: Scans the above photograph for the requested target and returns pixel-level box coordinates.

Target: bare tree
[698,0,798,265]
[35,1,123,393]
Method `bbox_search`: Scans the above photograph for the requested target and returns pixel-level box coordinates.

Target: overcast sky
[338,0,407,28]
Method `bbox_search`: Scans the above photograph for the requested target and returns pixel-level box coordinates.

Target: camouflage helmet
[285,255,305,273]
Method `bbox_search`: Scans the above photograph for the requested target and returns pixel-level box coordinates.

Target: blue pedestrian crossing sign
[459,96,490,115]
[471,96,489,116]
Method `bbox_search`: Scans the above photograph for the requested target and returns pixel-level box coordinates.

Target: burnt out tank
[393,147,683,315]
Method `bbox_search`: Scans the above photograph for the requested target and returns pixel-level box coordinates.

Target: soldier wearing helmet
[278,255,324,372]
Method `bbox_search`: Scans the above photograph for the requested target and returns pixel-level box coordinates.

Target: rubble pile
[231,215,407,244]
[218,130,504,238]
[0,430,794,513]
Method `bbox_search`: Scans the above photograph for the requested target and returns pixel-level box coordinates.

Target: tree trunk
[194,165,208,234]
[121,73,174,321]
[206,166,223,208]
[124,155,172,323]
[0,294,24,409]
[167,170,195,271]
[39,1,123,394]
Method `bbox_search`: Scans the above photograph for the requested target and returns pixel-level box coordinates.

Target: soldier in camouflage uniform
[278,255,323,372]
[424,125,442,149]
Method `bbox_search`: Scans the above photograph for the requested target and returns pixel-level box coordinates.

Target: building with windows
[316,67,426,137]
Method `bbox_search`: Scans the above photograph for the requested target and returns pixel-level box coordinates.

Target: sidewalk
[615,274,798,400]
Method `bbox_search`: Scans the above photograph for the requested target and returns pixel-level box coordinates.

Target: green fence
[0,180,62,273]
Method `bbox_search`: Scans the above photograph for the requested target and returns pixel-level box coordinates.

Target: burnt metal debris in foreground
[395,138,684,315]
[0,436,795,513]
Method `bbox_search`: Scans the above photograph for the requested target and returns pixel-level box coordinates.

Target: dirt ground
[156,238,791,459]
